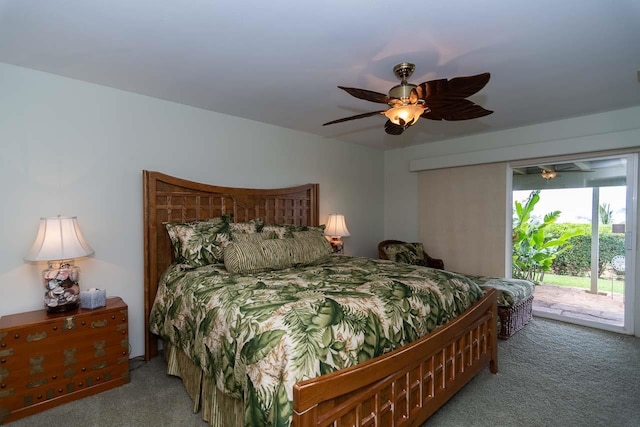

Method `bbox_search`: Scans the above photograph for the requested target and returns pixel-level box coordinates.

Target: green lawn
[542,273,625,295]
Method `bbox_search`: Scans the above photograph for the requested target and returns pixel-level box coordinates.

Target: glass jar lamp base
[43,260,81,313]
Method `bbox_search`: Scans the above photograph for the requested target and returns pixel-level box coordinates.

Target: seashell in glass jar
[44,269,59,280]
[69,269,79,283]
[56,270,70,281]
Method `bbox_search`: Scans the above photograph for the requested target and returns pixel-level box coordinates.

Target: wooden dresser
[0,297,129,424]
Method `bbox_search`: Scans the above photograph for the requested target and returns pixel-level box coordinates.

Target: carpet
[6,317,640,426]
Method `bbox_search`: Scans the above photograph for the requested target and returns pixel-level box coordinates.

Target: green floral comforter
[149,255,484,427]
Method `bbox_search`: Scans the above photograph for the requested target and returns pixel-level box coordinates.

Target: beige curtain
[418,162,509,277]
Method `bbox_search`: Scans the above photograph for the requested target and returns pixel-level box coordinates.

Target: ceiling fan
[538,165,594,180]
[323,62,493,135]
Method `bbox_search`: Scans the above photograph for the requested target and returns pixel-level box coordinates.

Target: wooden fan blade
[323,110,385,126]
[409,88,419,104]
[384,120,405,135]
[338,86,390,104]
[422,99,493,121]
[416,73,491,102]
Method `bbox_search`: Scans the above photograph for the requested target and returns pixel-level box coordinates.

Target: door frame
[508,152,637,335]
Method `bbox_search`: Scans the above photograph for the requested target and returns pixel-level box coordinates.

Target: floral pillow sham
[261,223,325,239]
[165,216,232,267]
[166,216,326,268]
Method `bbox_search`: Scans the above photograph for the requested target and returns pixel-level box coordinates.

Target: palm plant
[599,203,613,224]
[512,190,583,283]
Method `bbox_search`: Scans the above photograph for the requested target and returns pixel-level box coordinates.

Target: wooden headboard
[142,170,319,360]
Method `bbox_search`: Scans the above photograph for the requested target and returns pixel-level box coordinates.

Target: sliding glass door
[510,153,636,334]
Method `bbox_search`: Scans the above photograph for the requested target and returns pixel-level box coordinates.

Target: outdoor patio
[533,284,624,326]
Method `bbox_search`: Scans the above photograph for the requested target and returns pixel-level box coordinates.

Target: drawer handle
[0,388,14,398]
[27,378,47,389]
[29,356,45,375]
[64,348,78,367]
[92,361,107,370]
[0,349,13,358]
[26,332,47,342]
[91,320,108,328]
[93,341,106,358]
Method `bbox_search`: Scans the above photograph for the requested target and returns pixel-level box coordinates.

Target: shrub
[551,232,625,276]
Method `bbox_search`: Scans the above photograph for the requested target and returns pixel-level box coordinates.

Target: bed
[142,170,498,427]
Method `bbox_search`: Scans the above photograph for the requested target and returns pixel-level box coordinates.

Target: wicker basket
[497,295,534,339]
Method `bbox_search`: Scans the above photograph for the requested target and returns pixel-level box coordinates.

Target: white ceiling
[1,0,639,150]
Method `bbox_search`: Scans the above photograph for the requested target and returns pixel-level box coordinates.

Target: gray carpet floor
[6,317,640,427]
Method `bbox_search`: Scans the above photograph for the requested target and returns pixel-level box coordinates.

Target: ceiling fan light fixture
[323,62,492,135]
[384,104,423,127]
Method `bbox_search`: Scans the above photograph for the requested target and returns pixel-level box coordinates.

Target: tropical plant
[512,190,583,283]
[599,203,613,224]
[551,233,625,276]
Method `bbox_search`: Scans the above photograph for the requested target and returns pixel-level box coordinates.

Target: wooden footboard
[293,289,498,427]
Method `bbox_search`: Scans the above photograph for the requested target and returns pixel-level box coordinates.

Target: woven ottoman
[465,275,535,339]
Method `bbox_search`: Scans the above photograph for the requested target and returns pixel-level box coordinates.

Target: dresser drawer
[0,297,129,424]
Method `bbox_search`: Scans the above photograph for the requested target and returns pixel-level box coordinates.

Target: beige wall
[418,162,508,276]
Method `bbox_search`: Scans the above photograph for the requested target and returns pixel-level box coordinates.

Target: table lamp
[324,214,350,254]
[24,216,95,313]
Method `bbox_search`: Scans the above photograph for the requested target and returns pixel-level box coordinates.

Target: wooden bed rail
[292,288,498,427]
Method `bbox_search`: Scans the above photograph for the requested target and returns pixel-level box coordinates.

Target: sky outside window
[513,187,626,224]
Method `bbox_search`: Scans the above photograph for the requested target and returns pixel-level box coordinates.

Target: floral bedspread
[149,255,484,427]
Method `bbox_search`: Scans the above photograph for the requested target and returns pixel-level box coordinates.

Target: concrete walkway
[533,283,624,325]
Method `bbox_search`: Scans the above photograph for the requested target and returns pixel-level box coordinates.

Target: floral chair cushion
[463,274,535,307]
[381,242,429,266]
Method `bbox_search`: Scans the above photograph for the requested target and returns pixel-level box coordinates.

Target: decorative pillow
[261,224,292,239]
[261,223,326,239]
[231,230,277,243]
[229,218,264,235]
[165,216,232,267]
[293,224,326,235]
[224,232,332,274]
[382,242,427,266]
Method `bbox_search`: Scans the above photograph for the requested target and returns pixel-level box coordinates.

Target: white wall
[384,106,640,335]
[0,63,384,358]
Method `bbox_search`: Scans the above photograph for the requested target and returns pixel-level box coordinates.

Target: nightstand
[0,297,129,424]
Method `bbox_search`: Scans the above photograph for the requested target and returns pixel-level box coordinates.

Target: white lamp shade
[24,216,95,261]
[324,214,350,237]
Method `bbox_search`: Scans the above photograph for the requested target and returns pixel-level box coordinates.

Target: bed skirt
[164,342,244,427]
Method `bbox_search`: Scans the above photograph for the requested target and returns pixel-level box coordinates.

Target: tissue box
[80,289,107,309]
